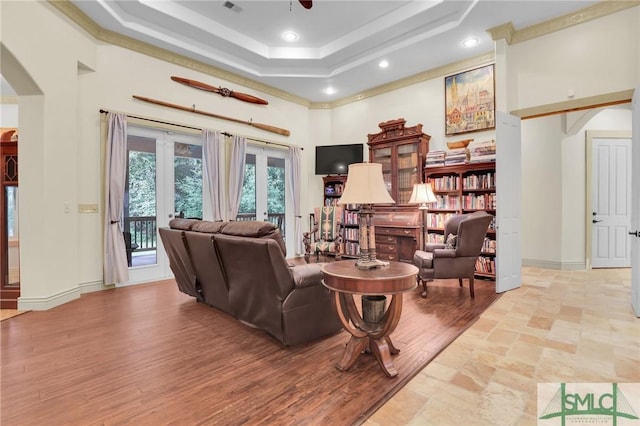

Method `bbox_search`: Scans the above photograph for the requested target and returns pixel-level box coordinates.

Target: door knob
[629,231,639,237]
[592,219,602,223]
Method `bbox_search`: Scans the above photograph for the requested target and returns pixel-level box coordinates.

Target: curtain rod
[99,109,302,150]
[220,132,303,150]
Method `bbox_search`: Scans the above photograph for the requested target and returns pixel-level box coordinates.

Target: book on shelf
[426,232,444,244]
[481,237,496,253]
[463,172,495,190]
[425,150,445,168]
[468,139,496,163]
[342,241,360,256]
[426,212,455,229]
[475,256,496,274]
[430,175,460,191]
[444,147,469,165]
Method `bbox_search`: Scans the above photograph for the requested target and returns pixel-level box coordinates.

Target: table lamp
[408,182,437,209]
[338,162,395,269]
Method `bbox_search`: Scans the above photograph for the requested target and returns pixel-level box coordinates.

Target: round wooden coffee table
[321,260,418,377]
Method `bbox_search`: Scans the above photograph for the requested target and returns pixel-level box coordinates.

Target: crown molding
[490,0,639,45]
[48,0,636,110]
[47,0,311,108]
[486,22,516,44]
[1,97,19,105]
[511,89,633,119]
[311,52,496,109]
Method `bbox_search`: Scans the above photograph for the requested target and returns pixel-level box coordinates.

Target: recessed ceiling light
[282,31,298,42]
[462,37,479,48]
[378,60,389,68]
[324,87,336,95]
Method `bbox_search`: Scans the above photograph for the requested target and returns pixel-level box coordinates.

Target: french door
[238,145,290,253]
[124,126,207,284]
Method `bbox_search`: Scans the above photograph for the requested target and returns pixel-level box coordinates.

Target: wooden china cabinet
[367,119,430,263]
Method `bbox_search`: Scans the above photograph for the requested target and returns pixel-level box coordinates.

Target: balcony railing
[123,216,157,252]
[122,213,284,258]
[236,213,285,236]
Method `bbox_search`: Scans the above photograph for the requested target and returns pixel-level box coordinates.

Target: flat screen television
[315,143,363,175]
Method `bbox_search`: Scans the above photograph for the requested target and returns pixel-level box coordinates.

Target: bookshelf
[424,161,497,279]
[322,175,346,206]
[322,175,359,258]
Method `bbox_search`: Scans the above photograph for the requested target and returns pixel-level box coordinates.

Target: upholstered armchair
[303,206,343,262]
[413,211,493,298]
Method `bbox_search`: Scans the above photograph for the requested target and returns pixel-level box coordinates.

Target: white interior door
[495,111,522,293]
[631,87,640,316]
[591,137,632,268]
[124,126,205,285]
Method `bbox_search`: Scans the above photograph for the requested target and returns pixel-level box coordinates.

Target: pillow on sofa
[445,233,457,249]
[191,220,226,234]
[222,221,286,256]
[169,218,201,231]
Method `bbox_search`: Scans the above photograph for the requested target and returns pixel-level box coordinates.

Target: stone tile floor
[366,267,639,426]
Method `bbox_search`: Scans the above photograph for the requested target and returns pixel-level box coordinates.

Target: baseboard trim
[17,280,111,311]
[522,259,586,270]
[18,286,81,311]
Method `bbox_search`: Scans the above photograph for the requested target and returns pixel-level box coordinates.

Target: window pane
[174,142,202,219]
[126,135,157,267]
[238,153,256,221]
[267,156,285,236]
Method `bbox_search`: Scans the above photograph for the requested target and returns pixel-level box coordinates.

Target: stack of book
[468,139,496,163]
[425,150,445,168]
[444,148,468,165]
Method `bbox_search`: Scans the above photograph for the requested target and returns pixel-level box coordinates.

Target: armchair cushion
[413,250,433,269]
[312,241,337,254]
[316,206,341,241]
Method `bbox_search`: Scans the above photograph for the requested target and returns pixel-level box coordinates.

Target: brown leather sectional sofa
[159,219,342,346]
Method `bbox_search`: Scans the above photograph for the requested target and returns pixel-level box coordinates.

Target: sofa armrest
[424,243,446,252]
[290,263,326,289]
[433,248,456,258]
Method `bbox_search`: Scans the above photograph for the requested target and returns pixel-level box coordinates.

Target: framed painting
[445,64,495,136]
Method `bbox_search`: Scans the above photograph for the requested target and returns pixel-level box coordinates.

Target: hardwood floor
[0,269,499,425]
[3,264,636,425]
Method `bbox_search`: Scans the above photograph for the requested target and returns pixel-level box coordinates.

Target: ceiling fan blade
[299,0,312,9]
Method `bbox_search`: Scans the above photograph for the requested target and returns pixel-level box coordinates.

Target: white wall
[507,8,639,110]
[1,1,637,308]
[0,104,18,127]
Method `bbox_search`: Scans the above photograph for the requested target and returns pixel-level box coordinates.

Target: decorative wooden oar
[171,76,269,105]
[132,95,290,137]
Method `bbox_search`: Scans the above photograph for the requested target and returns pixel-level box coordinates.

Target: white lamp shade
[338,163,395,205]
[408,183,437,209]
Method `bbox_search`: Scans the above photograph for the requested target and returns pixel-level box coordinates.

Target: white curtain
[227,135,246,220]
[103,112,129,284]
[288,146,304,255]
[202,129,223,220]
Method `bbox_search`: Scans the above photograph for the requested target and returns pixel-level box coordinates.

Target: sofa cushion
[221,221,276,237]
[222,221,286,256]
[191,220,227,234]
[169,218,200,231]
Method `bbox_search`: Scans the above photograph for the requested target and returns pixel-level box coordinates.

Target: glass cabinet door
[396,142,419,204]
[371,147,393,195]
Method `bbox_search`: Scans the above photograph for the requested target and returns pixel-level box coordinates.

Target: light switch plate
[79,203,99,213]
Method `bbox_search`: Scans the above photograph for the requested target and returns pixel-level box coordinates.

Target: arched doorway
[0,128,19,308]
